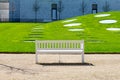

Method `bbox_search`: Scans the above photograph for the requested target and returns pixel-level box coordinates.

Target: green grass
[43,11,120,53]
[0,23,43,52]
[0,11,120,53]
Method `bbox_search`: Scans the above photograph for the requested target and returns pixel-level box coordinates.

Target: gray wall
[0,2,9,21]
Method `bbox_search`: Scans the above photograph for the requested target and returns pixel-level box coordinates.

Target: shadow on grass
[37,62,94,66]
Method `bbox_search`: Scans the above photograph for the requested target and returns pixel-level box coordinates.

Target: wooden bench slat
[37,49,83,53]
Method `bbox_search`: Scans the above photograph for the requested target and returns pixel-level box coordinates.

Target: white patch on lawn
[33,27,44,29]
[64,23,82,27]
[62,19,77,23]
[32,30,42,32]
[32,28,44,31]
[95,14,111,17]
[24,40,35,43]
[33,28,41,29]
[99,20,117,24]
[106,28,120,31]
[68,29,84,32]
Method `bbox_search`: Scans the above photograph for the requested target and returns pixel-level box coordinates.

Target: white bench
[35,40,84,63]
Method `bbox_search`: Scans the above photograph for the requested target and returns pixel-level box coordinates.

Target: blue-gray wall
[9,0,120,22]
[9,0,20,21]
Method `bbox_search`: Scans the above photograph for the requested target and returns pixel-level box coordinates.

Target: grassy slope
[43,11,120,53]
[0,11,120,53]
[0,23,42,52]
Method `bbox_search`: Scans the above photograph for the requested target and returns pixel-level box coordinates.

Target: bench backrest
[36,40,84,50]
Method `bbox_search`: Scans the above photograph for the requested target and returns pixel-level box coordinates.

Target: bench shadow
[37,62,94,66]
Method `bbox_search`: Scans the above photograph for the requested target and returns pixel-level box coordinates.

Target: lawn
[0,11,120,53]
[43,11,120,53]
[0,23,43,52]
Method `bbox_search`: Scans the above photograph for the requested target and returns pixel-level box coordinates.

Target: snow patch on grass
[68,28,84,32]
[106,28,120,31]
[64,23,82,27]
[99,20,117,24]
[95,14,111,17]
[62,19,77,23]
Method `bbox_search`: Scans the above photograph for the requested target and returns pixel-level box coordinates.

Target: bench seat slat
[37,50,83,53]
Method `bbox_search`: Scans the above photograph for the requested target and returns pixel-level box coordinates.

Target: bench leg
[58,53,61,63]
[81,52,84,63]
[36,52,38,64]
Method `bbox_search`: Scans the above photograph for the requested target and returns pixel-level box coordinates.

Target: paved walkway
[0,54,120,80]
